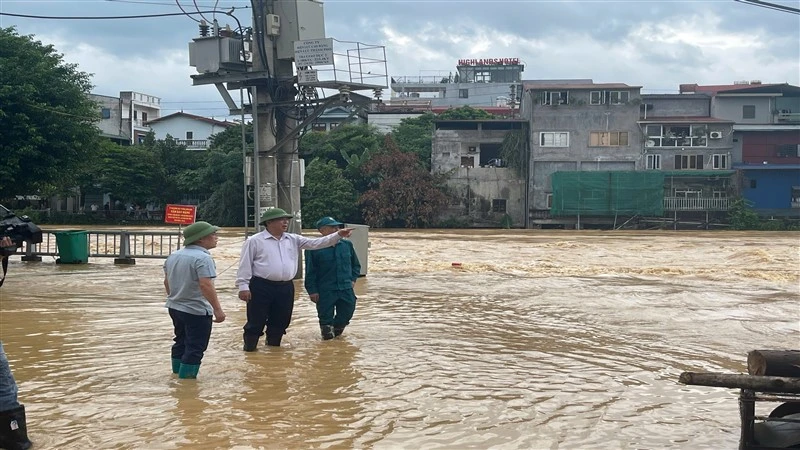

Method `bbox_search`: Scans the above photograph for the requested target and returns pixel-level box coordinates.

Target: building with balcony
[549,169,735,229]
[680,82,800,217]
[367,102,517,135]
[637,93,737,223]
[120,91,161,144]
[90,91,161,145]
[146,112,235,150]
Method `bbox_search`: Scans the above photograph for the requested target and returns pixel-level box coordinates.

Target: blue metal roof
[734,164,800,170]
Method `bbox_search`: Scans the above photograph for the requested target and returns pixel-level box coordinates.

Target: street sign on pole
[293,38,333,66]
[297,69,319,84]
[164,204,197,225]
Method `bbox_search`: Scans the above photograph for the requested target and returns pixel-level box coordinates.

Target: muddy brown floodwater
[0,229,797,449]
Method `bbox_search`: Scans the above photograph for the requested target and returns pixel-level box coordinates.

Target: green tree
[499,129,528,176]
[299,123,381,168]
[299,123,382,197]
[144,132,207,204]
[194,148,245,226]
[94,141,162,204]
[0,27,100,199]
[438,105,494,121]
[301,159,358,225]
[359,135,449,228]
[195,124,249,226]
[727,198,762,230]
[391,113,436,171]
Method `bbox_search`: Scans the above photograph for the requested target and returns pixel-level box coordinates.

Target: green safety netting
[551,171,666,216]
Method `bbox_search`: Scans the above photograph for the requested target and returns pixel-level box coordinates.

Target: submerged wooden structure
[680,350,800,449]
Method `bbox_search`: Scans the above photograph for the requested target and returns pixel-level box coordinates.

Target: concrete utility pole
[251,0,302,233]
[189,0,386,235]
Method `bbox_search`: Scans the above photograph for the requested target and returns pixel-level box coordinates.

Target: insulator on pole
[199,20,210,37]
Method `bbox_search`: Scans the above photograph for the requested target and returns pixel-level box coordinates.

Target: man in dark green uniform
[304,217,361,340]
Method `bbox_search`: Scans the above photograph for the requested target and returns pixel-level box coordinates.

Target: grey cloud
[1,0,797,114]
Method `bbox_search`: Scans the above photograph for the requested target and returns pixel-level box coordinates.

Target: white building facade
[146,112,235,149]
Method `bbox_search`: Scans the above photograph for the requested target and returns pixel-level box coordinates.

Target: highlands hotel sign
[458,58,520,66]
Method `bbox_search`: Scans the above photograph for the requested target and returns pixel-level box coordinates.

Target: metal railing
[776,112,800,123]
[664,197,730,211]
[392,75,451,84]
[22,230,182,264]
[177,139,209,149]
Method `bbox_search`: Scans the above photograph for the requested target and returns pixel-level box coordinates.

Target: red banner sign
[164,204,197,225]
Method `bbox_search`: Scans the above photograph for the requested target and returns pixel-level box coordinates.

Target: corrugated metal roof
[733,164,800,170]
[683,83,796,95]
[523,82,640,90]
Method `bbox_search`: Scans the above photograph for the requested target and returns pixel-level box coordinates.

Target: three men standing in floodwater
[163,209,358,379]
[235,209,354,351]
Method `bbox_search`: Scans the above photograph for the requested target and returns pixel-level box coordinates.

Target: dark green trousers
[316,289,356,328]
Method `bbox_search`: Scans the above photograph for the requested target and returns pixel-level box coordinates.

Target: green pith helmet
[259,208,293,224]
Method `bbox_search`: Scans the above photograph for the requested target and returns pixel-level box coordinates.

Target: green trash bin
[54,230,89,264]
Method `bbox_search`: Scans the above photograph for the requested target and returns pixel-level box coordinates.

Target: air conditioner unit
[709,131,723,139]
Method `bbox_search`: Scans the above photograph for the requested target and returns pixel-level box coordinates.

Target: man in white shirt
[236,208,353,350]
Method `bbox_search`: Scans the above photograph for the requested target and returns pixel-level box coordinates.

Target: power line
[0,10,222,20]
[175,0,201,23]
[213,0,220,20]
[733,0,800,14]
[20,102,100,121]
[192,0,211,23]
[103,0,250,9]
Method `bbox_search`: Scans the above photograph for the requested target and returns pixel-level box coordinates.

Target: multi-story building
[390,58,524,109]
[638,93,736,223]
[520,80,643,226]
[680,82,800,217]
[91,94,129,145]
[431,118,529,227]
[90,91,161,145]
[146,112,235,150]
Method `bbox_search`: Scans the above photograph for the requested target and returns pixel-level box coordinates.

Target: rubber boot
[266,334,283,347]
[171,358,181,374]
[320,325,335,341]
[333,326,345,337]
[243,334,259,352]
[178,363,200,379]
[0,404,32,450]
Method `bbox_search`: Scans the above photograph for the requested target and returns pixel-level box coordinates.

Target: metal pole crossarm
[259,96,380,156]
[214,83,239,111]
[190,70,274,86]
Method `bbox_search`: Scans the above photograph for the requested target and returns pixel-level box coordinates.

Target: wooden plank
[679,372,800,393]
[747,350,800,377]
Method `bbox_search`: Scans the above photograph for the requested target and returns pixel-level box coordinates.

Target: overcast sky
[2,0,798,119]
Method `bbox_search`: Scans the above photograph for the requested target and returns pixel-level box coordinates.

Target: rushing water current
[0,229,798,449]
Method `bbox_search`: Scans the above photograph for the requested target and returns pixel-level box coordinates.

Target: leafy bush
[727,198,761,230]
